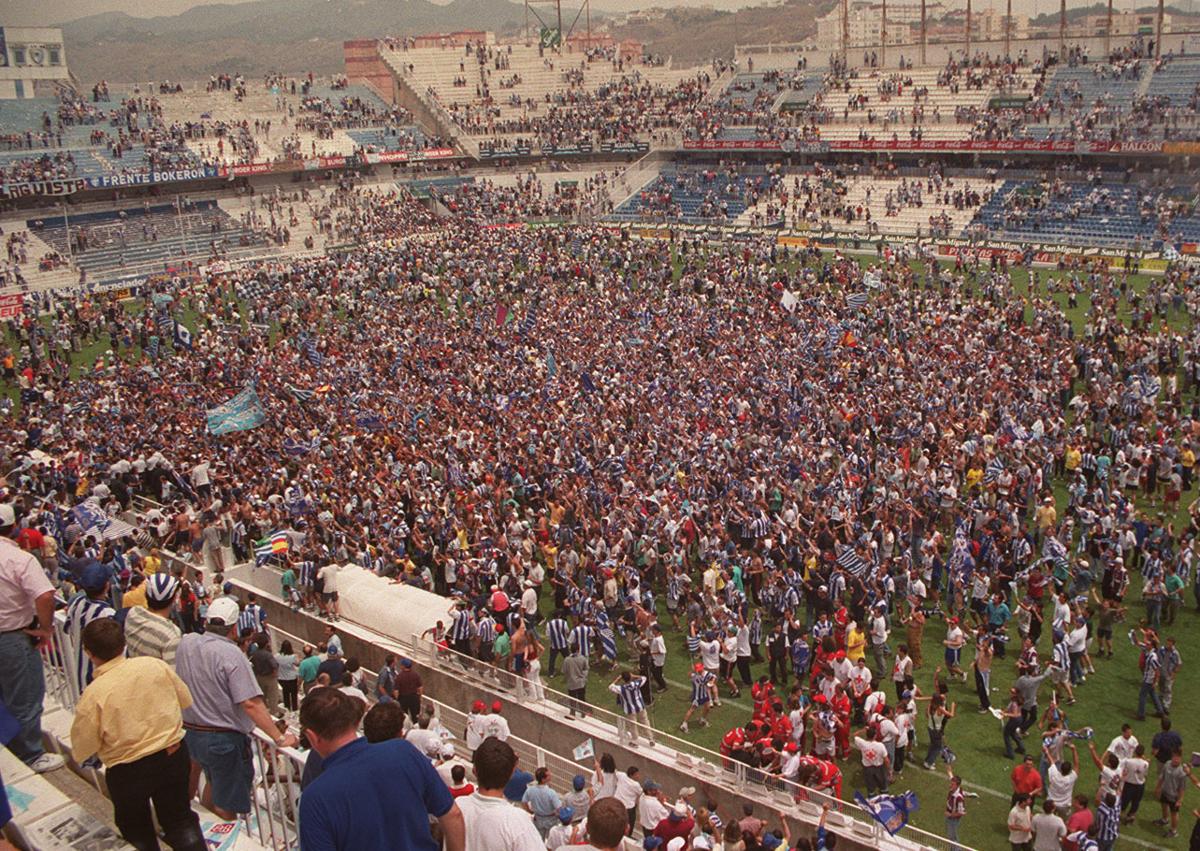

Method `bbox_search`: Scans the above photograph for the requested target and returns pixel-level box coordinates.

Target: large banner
[361,147,457,164]
[0,178,88,200]
[206,383,266,435]
[0,293,24,319]
[682,138,1169,155]
[85,166,221,189]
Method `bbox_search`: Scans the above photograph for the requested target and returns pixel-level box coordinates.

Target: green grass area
[533,258,1193,849]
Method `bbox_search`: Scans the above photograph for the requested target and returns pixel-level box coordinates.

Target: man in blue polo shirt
[298,688,465,851]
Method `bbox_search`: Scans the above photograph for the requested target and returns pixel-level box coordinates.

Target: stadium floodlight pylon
[524,0,592,53]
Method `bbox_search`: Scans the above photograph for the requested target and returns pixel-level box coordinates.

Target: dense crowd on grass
[3,177,1200,848]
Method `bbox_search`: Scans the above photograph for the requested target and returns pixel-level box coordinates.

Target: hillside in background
[54,0,831,82]
[61,0,533,82]
[611,0,833,65]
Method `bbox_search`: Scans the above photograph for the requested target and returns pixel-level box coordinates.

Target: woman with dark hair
[922,694,957,770]
[276,639,300,712]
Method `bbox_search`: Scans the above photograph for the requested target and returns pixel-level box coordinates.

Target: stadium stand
[965,178,1200,248]
[28,200,268,276]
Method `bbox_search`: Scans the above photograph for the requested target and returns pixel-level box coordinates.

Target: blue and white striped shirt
[451,608,474,641]
[65,595,116,695]
[238,604,265,634]
[613,677,647,714]
[547,617,570,650]
[569,624,592,657]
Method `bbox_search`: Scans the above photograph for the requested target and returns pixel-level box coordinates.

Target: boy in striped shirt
[679,664,714,733]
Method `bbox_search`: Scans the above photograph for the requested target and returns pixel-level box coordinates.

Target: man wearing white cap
[174,596,299,819]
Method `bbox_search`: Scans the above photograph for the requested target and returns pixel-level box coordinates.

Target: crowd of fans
[2,129,1200,844]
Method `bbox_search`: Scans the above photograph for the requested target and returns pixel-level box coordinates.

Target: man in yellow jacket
[70,618,206,851]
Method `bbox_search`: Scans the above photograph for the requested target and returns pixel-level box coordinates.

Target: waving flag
[302,339,325,368]
[546,350,557,378]
[580,372,597,394]
[206,383,266,435]
[286,383,314,404]
[983,456,1004,485]
[846,292,868,310]
[835,544,871,578]
[854,791,919,836]
[254,531,290,565]
[173,321,193,350]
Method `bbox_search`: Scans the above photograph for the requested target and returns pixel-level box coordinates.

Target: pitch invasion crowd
[4,184,1200,848]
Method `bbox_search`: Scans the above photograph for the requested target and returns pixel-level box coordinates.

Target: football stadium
[1,2,1200,849]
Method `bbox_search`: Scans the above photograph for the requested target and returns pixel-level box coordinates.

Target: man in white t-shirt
[317,563,340,620]
[1104,725,1139,762]
[613,767,644,833]
[457,738,544,851]
[853,729,891,795]
[1030,799,1066,851]
[1045,747,1079,817]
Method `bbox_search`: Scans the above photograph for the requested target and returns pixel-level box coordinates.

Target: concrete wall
[210,563,894,851]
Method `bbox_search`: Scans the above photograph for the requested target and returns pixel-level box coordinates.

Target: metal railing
[56,504,979,850]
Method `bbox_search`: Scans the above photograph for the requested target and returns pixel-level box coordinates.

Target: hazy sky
[5,0,1188,27]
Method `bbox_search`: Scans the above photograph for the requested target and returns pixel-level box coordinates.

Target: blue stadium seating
[28,201,267,277]
[966,180,1200,249]
[1044,64,1143,107]
[346,126,428,150]
[1146,57,1200,106]
[608,165,779,223]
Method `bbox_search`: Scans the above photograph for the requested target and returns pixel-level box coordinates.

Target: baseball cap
[667,838,686,851]
[78,561,111,592]
[670,803,688,819]
[762,833,782,850]
[557,806,574,823]
[222,581,234,594]
[643,839,663,850]
[573,774,586,791]
[643,780,660,793]
[473,700,487,713]
[693,663,704,673]
[0,503,14,526]
[206,596,240,627]
[145,574,180,604]
[491,700,503,712]
[400,658,413,668]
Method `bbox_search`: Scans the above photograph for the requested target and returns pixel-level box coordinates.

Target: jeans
[1003,719,1026,758]
[107,742,206,851]
[945,816,962,851]
[1068,651,1084,685]
[1137,681,1165,717]
[547,646,564,677]
[924,728,944,767]
[0,631,47,764]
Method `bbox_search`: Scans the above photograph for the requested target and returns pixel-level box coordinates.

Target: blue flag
[173,321,193,350]
[854,791,919,836]
[546,350,557,378]
[206,383,266,435]
[580,372,597,394]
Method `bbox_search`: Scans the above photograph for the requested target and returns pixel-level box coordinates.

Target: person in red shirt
[1010,753,1044,805]
[15,525,44,553]
[1062,794,1093,850]
[830,685,852,759]
[796,756,843,800]
[652,804,695,849]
